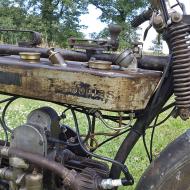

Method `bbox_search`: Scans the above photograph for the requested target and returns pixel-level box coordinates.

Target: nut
[153,15,164,29]
[171,12,183,23]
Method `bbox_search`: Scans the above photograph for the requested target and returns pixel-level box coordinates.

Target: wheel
[136,129,190,190]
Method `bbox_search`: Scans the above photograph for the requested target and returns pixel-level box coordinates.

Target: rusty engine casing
[0,55,161,111]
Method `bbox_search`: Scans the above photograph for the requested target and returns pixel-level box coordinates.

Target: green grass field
[1,95,189,190]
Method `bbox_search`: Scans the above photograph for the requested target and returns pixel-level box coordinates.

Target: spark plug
[100,178,133,189]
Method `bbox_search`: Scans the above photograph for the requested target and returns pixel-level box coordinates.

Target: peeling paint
[0,58,161,111]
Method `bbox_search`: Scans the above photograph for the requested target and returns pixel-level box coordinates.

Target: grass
[0,95,190,190]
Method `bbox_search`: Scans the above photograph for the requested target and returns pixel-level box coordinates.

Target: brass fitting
[19,52,41,63]
[153,15,164,32]
[47,48,67,66]
[88,60,112,70]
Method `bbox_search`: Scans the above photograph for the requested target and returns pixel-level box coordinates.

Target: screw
[69,137,76,143]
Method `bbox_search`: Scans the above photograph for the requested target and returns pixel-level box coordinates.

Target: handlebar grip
[131,9,153,28]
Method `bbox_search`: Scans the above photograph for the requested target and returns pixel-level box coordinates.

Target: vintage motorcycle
[0,0,189,189]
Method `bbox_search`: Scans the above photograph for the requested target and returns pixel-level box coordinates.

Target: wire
[97,111,134,131]
[144,107,175,162]
[0,96,18,143]
[148,107,176,129]
[142,133,151,163]
[142,103,176,163]
[0,97,17,104]
[61,107,92,146]
[150,56,172,109]
[102,114,132,121]
[70,107,134,182]
[161,102,175,113]
[176,0,183,10]
[149,115,159,162]
[0,117,8,145]
[91,127,132,152]
[171,0,186,14]
[90,116,96,148]
[147,107,176,162]
[83,112,92,143]
[2,97,18,133]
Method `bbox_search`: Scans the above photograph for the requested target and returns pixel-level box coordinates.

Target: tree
[0,1,28,44]
[89,0,149,48]
[0,0,88,47]
[149,35,163,55]
[19,0,88,46]
[89,28,109,39]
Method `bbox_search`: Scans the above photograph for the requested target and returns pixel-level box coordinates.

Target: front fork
[110,68,173,180]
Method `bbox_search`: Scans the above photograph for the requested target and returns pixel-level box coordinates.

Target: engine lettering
[55,81,114,103]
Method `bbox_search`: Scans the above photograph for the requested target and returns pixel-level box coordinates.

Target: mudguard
[136,129,190,190]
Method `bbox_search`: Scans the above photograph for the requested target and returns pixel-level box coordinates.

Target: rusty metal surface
[69,38,112,51]
[138,55,167,71]
[68,24,121,51]
[0,56,161,111]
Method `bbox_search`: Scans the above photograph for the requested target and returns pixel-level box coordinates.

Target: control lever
[108,24,122,51]
[131,8,153,28]
[143,24,152,41]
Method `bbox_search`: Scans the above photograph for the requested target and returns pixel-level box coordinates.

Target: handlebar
[131,8,153,28]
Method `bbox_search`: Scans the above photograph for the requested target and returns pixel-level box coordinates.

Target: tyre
[136,129,190,190]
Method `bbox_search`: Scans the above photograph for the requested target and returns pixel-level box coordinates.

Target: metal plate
[11,124,47,156]
[0,56,161,111]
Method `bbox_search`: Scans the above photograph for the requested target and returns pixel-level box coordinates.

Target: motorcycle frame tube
[0,44,115,62]
[110,72,174,180]
[0,45,168,70]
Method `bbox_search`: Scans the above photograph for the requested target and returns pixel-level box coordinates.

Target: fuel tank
[0,55,161,111]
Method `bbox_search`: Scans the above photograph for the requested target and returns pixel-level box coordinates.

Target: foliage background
[0,0,150,49]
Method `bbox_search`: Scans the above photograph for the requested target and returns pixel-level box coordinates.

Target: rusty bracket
[68,24,122,52]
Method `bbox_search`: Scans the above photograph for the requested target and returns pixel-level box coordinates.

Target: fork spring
[169,22,190,119]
